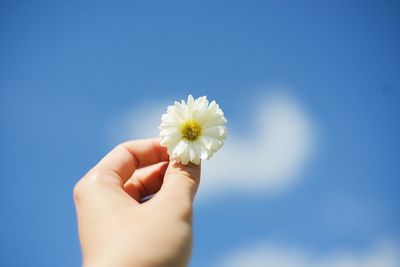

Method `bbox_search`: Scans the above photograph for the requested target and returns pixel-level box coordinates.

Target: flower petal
[159,95,227,165]
[202,126,228,139]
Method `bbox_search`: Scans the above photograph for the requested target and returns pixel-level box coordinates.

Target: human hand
[73,138,201,267]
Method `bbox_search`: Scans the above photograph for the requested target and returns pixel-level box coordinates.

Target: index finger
[94,138,169,185]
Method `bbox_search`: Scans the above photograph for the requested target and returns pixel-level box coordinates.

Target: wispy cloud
[217,240,400,267]
[108,91,317,200]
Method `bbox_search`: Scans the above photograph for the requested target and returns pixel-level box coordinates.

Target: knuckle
[168,164,200,181]
[114,142,140,167]
[85,168,115,185]
[73,168,111,202]
[166,171,199,190]
[73,179,85,202]
[115,143,127,151]
[87,167,107,180]
[110,143,130,158]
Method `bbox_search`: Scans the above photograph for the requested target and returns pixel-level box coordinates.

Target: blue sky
[0,1,399,266]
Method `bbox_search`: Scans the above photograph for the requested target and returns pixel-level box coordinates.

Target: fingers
[124,161,169,201]
[74,138,169,205]
[157,161,201,219]
[94,138,169,186]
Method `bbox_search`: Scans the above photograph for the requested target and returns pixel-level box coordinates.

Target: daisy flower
[159,95,228,165]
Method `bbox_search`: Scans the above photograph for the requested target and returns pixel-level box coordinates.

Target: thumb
[158,161,201,215]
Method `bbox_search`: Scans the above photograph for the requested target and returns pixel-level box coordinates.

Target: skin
[73,138,201,267]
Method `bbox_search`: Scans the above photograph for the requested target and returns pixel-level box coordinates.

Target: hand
[73,138,201,267]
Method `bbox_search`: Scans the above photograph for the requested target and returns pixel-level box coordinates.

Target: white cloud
[217,240,400,267]
[200,93,316,198]
[108,92,317,199]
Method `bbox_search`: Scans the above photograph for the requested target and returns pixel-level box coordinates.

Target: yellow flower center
[181,120,202,141]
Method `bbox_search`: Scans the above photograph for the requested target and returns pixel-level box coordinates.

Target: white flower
[159,95,228,165]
